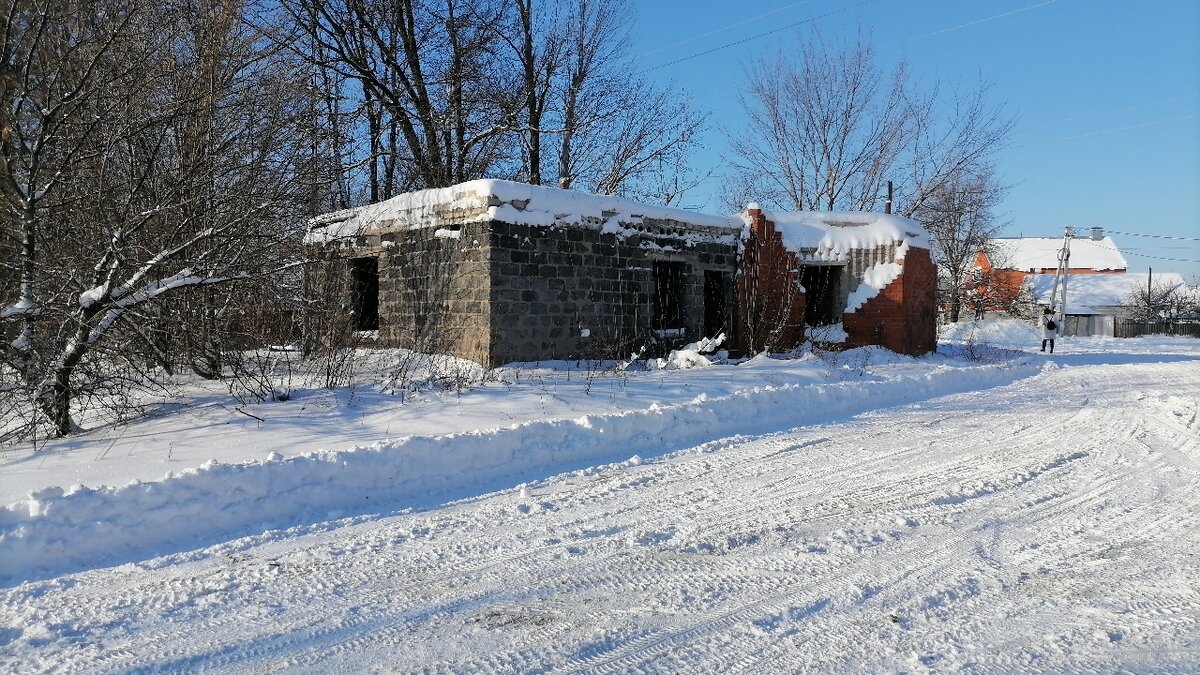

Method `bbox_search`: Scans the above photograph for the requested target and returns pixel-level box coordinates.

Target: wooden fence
[1113,319,1200,339]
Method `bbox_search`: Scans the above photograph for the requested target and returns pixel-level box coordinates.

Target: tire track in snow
[11,386,1089,667]
[4,360,1199,673]
[282,378,1115,672]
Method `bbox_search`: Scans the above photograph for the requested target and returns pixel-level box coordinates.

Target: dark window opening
[800,265,841,326]
[703,270,727,338]
[652,261,686,330]
[349,257,380,331]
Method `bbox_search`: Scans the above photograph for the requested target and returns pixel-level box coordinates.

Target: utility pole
[1047,226,1074,316]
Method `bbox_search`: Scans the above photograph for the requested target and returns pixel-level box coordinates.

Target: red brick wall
[735,208,937,357]
[841,247,937,356]
[971,251,1028,313]
[735,208,805,353]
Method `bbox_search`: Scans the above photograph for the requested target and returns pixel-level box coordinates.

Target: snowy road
[4,355,1199,672]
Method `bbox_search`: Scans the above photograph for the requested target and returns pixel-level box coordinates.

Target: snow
[653,333,727,370]
[844,261,902,313]
[1027,272,1187,312]
[990,236,1129,271]
[0,297,35,319]
[760,210,929,261]
[5,352,1051,584]
[77,285,106,309]
[306,179,742,245]
[303,182,929,261]
[2,324,1199,671]
[807,323,849,343]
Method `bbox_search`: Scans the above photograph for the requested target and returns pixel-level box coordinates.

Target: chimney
[746,202,768,238]
[885,181,893,215]
[1090,227,1103,241]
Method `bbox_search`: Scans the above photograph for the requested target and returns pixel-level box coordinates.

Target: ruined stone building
[307,180,936,366]
[737,205,937,357]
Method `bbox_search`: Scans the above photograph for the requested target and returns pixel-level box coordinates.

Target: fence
[1113,319,1200,339]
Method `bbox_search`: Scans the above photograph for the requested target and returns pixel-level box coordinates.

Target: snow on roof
[1027,272,1186,313]
[307,179,742,244]
[988,236,1128,272]
[757,210,930,262]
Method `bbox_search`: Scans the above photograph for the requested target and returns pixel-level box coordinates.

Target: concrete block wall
[841,243,901,312]
[487,219,739,365]
[377,222,493,366]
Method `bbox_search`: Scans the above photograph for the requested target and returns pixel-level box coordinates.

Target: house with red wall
[971,234,1128,314]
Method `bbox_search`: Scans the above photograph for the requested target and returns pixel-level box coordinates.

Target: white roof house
[1027,272,1186,315]
[988,236,1128,272]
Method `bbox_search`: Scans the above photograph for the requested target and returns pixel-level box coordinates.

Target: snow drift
[0,358,1044,585]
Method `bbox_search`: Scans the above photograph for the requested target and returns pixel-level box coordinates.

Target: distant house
[306,180,937,366]
[984,235,1129,275]
[972,233,1129,314]
[1026,272,1186,336]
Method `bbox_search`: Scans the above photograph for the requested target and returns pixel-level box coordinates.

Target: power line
[640,1,816,58]
[907,0,1064,41]
[643,0,1066,76]
[1023,94,1200,133]
[1104,230,1200,243]
[1007,114,1199,149]
[1083,239,1200,265]
[1123,252,1200,264]
[641,0,879,73]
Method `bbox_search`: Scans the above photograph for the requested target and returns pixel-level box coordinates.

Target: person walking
[1040,307,1059,353]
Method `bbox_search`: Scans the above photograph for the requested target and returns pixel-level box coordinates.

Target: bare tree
[729,29,1012,326]
[269,0,706,202]
[549,0,705,200]
[915,169,1006,322]
[284,0,520,191]
[505,0,563,185]
[729,29,1011,216]
[1,0,308,439]
[553,0,625,190]
[730,32,909,211]
[1126,279,1187,322]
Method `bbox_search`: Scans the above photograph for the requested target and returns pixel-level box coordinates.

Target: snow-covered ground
[2,321,1198,672]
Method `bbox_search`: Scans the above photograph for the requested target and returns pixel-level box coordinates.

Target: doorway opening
[799,264,842,326]
[652,261,686,330]
[349,257,380,331]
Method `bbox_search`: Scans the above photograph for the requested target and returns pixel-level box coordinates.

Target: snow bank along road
[3,356,1200,672]
[2,356,1041,584]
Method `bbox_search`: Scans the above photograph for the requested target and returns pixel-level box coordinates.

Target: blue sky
[627,0,1200,279]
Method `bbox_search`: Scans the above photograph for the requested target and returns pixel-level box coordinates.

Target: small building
[307,180,938,365]
[972,233,1129,315]
[1026,271,1186,336]
[307,180,741,367]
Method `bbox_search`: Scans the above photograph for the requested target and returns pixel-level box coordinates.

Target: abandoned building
[306,180,936,366]
[737,205,937,357]
[307,180,743,367]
